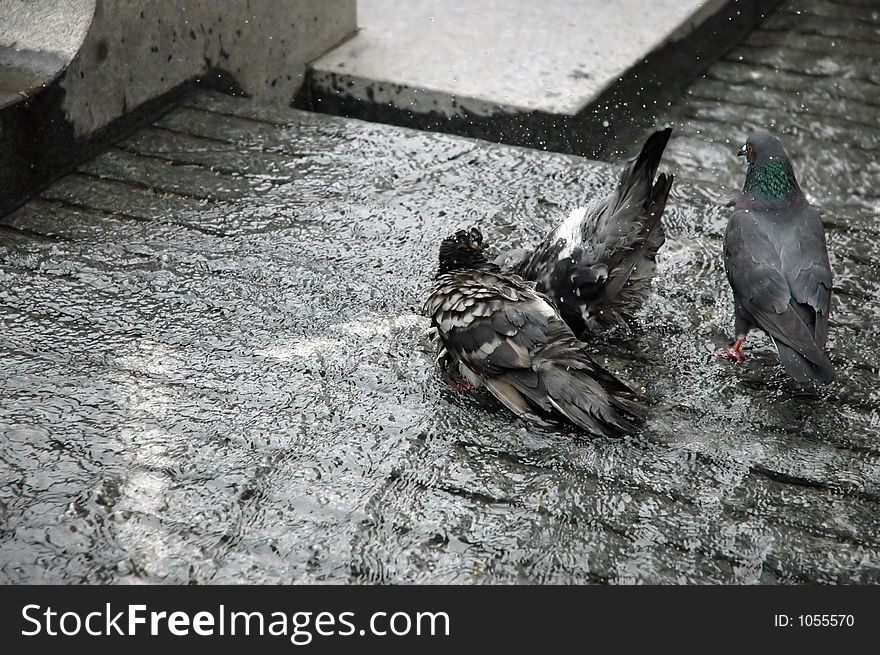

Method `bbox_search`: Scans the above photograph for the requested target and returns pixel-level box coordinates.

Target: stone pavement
[2,91,879,583]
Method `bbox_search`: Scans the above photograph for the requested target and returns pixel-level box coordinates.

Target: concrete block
[304,0,782,159]
[0,0,356,217]
[0,0,93,108]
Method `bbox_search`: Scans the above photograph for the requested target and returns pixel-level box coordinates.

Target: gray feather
[425,265,646,437]
[497,128,673,336]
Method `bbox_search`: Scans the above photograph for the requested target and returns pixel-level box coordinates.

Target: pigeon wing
[426,271,644,436]
[724,210,831,369]
[780,204,833,348]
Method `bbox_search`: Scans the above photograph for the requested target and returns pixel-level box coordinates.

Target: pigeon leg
[447,376,478,392]
[712,335,747,364]
[436,347,480,392]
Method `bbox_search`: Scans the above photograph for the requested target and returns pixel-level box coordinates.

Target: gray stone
[313,0,725,116]
[305,0,781,158]
[0,0,356,217]
[0,0,93,59]
[58,0,356,137]
[0,0,93,108]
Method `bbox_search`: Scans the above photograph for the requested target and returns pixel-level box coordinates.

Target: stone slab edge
[0,0,356,219]
[300,0,784,161]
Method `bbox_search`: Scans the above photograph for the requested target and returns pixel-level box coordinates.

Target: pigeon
[495,128,674,337]
[713,131,835,385]
[424,227,646,437]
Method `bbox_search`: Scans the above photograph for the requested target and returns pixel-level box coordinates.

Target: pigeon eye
[746,143,753,153]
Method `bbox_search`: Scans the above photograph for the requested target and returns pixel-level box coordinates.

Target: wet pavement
[657,0,880,214]
[1,86,879,584]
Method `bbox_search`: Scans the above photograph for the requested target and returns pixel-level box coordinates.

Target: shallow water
[1,82,879,584]
[655,0,880,215]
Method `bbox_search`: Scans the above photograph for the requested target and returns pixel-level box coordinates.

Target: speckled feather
[425,231,646,437]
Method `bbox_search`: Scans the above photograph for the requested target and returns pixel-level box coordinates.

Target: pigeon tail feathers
[773,338,835,385]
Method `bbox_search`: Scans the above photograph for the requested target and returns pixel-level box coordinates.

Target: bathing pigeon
[713,131,835,385]
[496,128,674,337]
[425,227,646,437]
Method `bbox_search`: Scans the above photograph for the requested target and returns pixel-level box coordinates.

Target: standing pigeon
[713,132,835,385]
[495,128,674,337]
[424,227,646,437]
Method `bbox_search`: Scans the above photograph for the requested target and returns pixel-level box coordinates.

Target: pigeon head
[736,131,789,164]
[437,227,490,275]
[737,132,802,201]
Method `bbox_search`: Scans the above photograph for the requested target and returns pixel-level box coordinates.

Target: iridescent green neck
[743,157,801,200]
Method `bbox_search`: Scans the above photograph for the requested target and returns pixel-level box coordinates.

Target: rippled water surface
[1,80,879,583]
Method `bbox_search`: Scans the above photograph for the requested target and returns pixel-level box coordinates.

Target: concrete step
[302,0,782,159]
[0,0,356,219]
[0,46,64,109]
[2,90,880,583]
[0,0,92,108]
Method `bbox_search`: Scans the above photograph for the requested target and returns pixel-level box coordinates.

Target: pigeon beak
[737,144,747,157]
